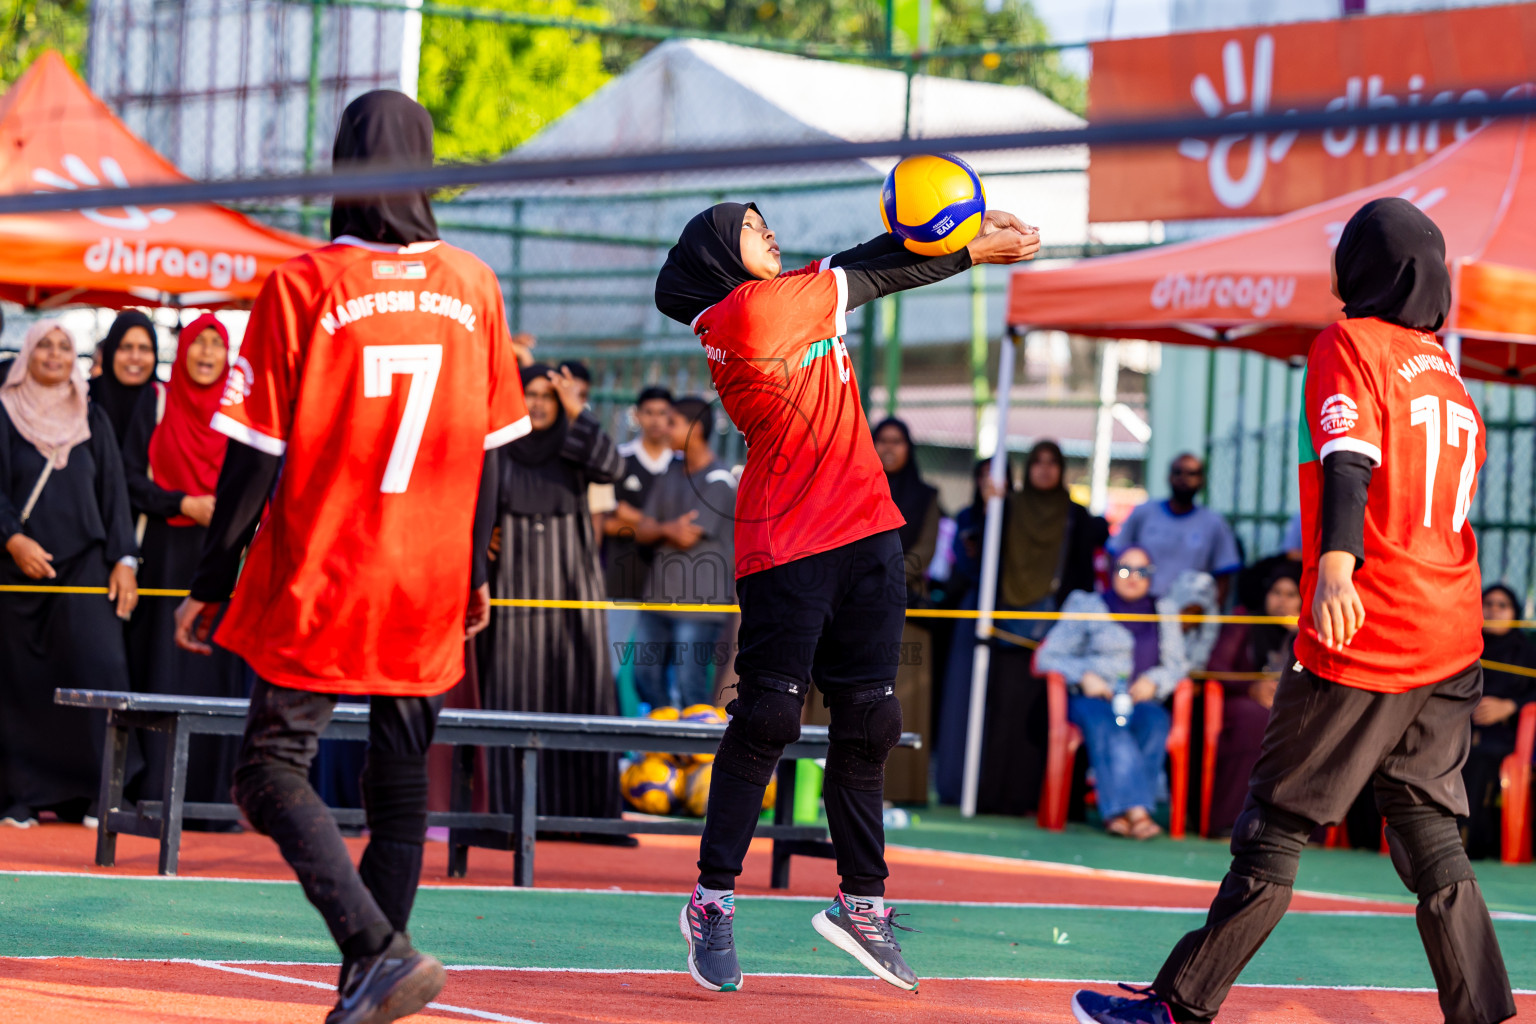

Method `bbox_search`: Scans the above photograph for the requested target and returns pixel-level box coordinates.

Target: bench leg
[770,759,797,890]
[514,748,536,888]
[94,713,131,868]
[158,719,190,876]
[447,744,473,879]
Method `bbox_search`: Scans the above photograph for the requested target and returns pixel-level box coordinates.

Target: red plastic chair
[1198,680,1224,839]
[1501,702,1536,864]
[1036,661,1196,839]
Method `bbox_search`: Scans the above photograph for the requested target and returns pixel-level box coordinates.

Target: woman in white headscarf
[0,319,137,828]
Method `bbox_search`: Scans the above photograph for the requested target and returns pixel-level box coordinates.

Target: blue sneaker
[1071,985,1177,1024]
[680,895,742,992]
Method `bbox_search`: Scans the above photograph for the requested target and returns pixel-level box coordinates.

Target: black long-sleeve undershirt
[190,442,501,601]
[827,232,974,311]
[1320,451,1373,568]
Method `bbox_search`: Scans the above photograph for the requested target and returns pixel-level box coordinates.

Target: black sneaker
[680,895,742,992]
[1071,986,1178,1024]
[326,933,446,1024]
[811,891,918,991]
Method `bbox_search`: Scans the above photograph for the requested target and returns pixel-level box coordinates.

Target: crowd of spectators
[1,322,1532,861]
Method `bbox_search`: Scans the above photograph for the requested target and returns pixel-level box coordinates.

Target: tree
[418,0,614,162]
[0,0,88,89]
[601,0,1084,114]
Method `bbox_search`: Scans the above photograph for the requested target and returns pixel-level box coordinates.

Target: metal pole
[1446,332,1463,369]
[304,0,324,173]
[1088,340,1120,516]
[960,327,1019,818]
[859,304,877,391]
[970,266,989,444]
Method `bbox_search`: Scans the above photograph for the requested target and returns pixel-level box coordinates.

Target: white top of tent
[474,38,1085,198]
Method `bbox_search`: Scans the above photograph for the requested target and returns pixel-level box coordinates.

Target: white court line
[11,958,1529,997]
[188,960,545,1024]
[9,868,1534,921]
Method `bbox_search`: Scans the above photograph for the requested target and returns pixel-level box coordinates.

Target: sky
[1028,0,1172,76]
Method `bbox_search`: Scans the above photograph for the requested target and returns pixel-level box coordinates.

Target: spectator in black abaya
[482,363,626,833]
[1462,584,1536,858]
[0,319,137,828]
[121,313,247,830]
[870,416,939,804]
[934,441,1107,807]
[89,310,159,444]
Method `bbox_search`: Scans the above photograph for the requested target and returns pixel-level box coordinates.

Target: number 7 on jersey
[364,344,443,493]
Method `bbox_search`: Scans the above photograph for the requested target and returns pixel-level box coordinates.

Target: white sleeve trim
[817,255,833,272]
[1318,436,1383,466]
[484,414,532,450]
[831,265,849,338]
[210,412,287,456]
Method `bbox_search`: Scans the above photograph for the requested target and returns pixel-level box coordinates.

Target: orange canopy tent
[0,51,316,310]
[1007,117,1536,384]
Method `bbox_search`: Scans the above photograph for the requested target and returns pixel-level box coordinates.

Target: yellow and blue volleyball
[622,755,680,815]
[678,704,726,766]
[880,153,986,256]
[683,762,713,817]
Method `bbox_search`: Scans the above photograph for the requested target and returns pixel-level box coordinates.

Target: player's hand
[174,597,223,655]
[1078,672,1114,699]
[180,494,216,527]
[465,582,491,639]
[966,227,1041,265]
[664,510,704,549]
[6,533,55,579]
[1128,677,1158,703]
[1313,550,1365,651]
[511,332,537,366]
[1248,677,1279,710]
[548,366,587,420]
[108,562,139,620]
[1472,695,1519,726]
[978,209,1038,238]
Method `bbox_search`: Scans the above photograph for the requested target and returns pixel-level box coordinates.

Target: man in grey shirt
[1110,453,1242,603]
[629,396,738,709]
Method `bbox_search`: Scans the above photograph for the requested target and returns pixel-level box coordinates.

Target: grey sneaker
[326,932,445,1024]
[811,891,918,991]
[680,895,742,992]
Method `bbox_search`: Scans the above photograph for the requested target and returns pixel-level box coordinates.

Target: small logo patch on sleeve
[1319,393,1358,434]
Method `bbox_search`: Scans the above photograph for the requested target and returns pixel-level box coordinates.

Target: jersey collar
[332,234,442,254]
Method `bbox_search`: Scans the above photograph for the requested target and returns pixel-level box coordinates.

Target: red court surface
[8,958,1528,1024]
[0,822,1409,913]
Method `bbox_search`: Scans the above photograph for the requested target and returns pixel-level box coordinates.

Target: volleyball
[622,755,680,815]
[880,153,987,256]
[678,704,727,766]
[683,762,713,817]
[761,773,777,812]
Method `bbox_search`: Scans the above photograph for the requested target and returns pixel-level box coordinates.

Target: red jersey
[693,259,905,577]
[210,238,530,697]
[1295,317,1485,693]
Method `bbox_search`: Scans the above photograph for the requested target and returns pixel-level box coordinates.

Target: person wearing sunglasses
[1035,546,1188,840]
[1111,454,1242,606]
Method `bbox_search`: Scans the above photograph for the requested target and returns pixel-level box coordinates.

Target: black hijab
[502,364,577,516]
[1248,560,1302,671]
[329,90,439,246]
[1481,584,1536,704]
[89,309,159,442]
[1334,197,1451,332]
[655,202,761,326]
[873,417,937,551]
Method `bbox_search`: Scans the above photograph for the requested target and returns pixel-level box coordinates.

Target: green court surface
[889,806,1536,915]
[5,873,1534,990]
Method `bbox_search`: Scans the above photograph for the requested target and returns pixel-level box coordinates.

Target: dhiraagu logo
[800,337,851,383]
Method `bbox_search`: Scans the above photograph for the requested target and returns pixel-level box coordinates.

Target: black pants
[697,531,906,896]
[1153,661,1515,1024]
[233,677,443,957]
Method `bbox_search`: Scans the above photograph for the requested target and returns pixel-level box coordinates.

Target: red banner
[1088,4,1536,221]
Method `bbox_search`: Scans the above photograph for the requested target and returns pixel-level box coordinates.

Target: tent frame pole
[960,325,1021,818]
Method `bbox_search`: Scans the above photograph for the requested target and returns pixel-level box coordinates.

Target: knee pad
[715,675,806,786]
[1384,810,1475,897]
[824,689,902,792]
[360,751,430,846]
[231,762,310,838]
[1228,802,1310,887]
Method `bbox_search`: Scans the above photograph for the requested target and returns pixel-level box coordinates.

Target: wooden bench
[54,689,921,885]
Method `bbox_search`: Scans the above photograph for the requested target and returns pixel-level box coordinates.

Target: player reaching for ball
[1071,201,1515,1024]
[173,92,530,1024]
[654,167,1040,994]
